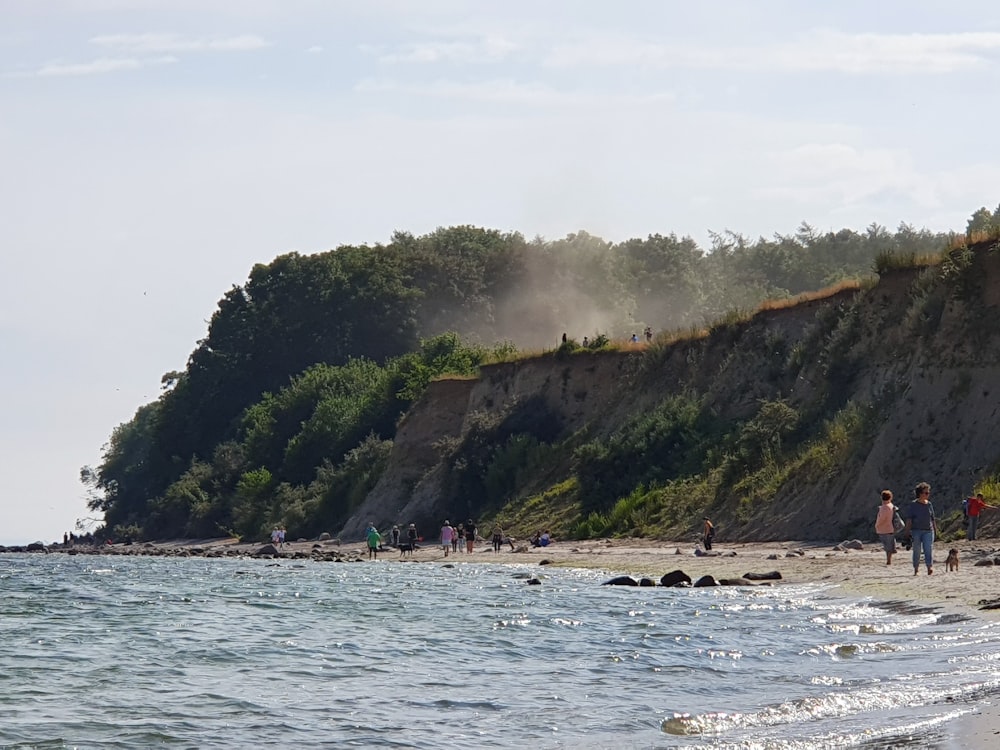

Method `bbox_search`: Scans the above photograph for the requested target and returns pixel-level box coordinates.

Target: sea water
[1,554,999,749]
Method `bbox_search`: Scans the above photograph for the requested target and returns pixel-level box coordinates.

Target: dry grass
[430,373,479,382]
[949,227,1000,250]
[757,280,862,312]
[654,325,710,346]
[482,347,546,365]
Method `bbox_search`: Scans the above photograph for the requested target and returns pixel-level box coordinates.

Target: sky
[2,0,999,545]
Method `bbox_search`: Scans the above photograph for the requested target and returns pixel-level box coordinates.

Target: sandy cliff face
[339,353,641,539]
[342,244,1000,542]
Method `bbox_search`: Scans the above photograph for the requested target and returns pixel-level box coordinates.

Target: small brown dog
[945,548,960,572]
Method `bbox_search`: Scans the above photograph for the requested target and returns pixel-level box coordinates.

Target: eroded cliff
[341,243,1000,542]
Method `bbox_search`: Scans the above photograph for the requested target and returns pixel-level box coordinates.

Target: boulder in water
[659,570,692,587]
[602,575,639,586]
[743,571,782,580]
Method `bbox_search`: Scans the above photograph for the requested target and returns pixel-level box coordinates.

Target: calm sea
[1,554,999,749]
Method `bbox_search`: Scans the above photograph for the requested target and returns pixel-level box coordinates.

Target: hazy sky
[2,1,999,545]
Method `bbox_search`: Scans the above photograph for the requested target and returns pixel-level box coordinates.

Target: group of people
[389,523,419,557]
[363,522,421,559]
[270,527,286,549]
[439,520,480,556]
[530,530,552,547]
[875,483,997,574]
[628,327,654,344]
[560,329,652,348]
[364,519,524,559]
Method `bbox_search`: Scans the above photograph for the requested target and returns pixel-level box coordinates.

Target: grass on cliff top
[877,229,1000,274]
[949,227,1000,250]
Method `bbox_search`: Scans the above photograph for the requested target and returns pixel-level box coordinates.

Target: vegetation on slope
[81,208,1000,542]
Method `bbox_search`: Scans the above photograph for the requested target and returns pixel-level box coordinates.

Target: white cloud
[355,77,674,108]
[305,45,323,54]
[545,30,1000,74]
[777,30,1000,74]
[33,55,176,76]
[89,32,271,53]
[372,35,519,64]
[753,143,940,209]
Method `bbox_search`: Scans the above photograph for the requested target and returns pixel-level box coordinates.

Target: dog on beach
[945,548,959,572]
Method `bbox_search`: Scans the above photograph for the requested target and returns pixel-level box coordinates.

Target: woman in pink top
[874,489,899,565]
[440,521,453,557]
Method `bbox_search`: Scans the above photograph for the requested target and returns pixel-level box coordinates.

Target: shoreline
[11,535,1000,617]
[9,534,1000,745]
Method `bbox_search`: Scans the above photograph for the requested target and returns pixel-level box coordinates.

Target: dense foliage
[83,219,960,542]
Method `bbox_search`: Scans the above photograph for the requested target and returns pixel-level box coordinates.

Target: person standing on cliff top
[966,492,996,541]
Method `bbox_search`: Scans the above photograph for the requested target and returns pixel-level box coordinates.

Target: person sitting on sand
[530,531,542,547]
[539,530,551,547]
[874,489,900,565]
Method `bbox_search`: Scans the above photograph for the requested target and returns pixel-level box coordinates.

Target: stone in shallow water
[602,575,639,586]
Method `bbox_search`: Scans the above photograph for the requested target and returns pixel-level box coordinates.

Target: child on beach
[965,492,996,541]
[874,489,900,565]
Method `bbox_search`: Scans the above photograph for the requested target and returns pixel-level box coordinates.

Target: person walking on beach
[904,482,937,575]
[702,517,715,551]
[406,523,418,557]
[465,519,477,554]
[491,523,505,553]
[441,521,453,557]
[966,492,996,541]
[874,489,900,565]
[366,525,381,560]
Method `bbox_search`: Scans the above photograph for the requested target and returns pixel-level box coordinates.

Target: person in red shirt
[966,492,996,541]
